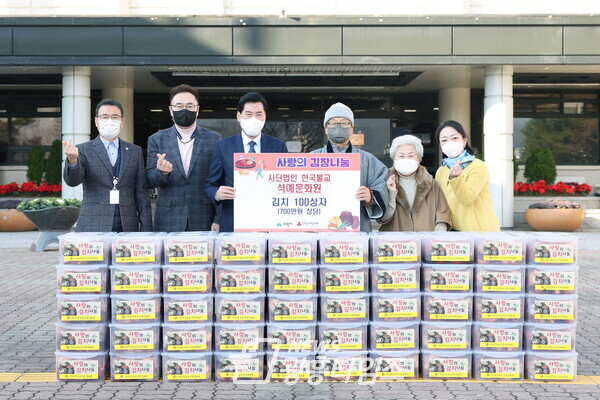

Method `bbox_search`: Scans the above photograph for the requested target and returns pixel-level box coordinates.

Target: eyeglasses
[97,114,122,121]
[170,103,199,111]
[326,121,352,128]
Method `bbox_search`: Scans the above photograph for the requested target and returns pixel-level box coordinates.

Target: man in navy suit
[147,84,221,232]
[204,92,288,232]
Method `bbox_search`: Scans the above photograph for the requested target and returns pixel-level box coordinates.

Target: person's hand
[156,153,173,175]
[387,175,397,193]
[356,186,372,203]
[216,186,236,201]
[449,161,462,179]
[210,223,220,233]
[62,138,79,164]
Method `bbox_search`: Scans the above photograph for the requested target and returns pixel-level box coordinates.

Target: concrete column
[62,66,91,200]
[484,65,514,228]
[102,87,134,143]
[438,88,471,138]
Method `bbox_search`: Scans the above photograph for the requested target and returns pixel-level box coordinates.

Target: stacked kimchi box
[54,230,578,383]
[161,232,215,382]
[108,233,164,382]
[523,233,578,382]
[56,233,112,382]
[420,232,475,381]
[317,232,370,382]
[213,233,268,382]
[266,233,319,382]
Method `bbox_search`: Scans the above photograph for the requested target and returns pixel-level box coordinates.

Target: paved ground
[0,231,599,399]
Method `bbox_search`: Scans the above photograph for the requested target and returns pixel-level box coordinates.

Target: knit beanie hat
[323,102,354,127]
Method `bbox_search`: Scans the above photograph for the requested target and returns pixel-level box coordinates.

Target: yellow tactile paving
[2,373,600,384]
[15,373,56,382]
[0,373,21,382]
[416,376,600,385]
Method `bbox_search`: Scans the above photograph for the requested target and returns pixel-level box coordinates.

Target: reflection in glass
[535,103,560,113]
[354,119,390,162]
[264,121,324,153]
[0,118,7,145]
[12,152,30,164]
[514,117,599,165]
[12,117,61,146]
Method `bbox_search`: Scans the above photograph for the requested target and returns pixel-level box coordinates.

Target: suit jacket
[146,125,221,232]
[204,133,288,232]
[63,136,152,232]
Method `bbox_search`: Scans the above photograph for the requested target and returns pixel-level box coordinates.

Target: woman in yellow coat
[434,120,500,232]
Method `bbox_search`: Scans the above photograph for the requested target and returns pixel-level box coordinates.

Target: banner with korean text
[233,153,361,232]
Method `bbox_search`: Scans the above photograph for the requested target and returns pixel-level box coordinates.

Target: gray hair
[389,134,424,160]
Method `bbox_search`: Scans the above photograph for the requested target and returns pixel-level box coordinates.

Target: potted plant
[17,198,82,251]
[0,199,36,231]
[525,199,585,232]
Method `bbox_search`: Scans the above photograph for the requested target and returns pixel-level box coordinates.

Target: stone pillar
[484,65,514,228]
[62,66,91,200]
[102,87,134,143]
[438,87,471,138]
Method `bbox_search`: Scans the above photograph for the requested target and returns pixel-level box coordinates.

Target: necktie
[248,140,256,153]
[108,142,117,166]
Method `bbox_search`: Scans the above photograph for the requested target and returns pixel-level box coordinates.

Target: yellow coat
[435,158,500,232]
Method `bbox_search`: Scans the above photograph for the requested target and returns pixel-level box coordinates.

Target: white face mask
[441,140,465,158]
[240,117,265,138]
[394,159,419,175]
[98,119,121,139]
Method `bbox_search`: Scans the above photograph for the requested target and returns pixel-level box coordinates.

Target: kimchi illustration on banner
[233,153,361,232]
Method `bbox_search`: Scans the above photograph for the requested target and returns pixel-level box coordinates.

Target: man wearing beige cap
[312,102,388,232]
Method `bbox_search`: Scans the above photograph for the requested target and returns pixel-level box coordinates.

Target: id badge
[110,189,120,204]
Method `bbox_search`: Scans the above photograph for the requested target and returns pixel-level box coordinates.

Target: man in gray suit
[146,84,222,232]
[63,98,152,232]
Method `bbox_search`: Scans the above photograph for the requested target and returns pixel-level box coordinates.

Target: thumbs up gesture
[62,138,79,164]
[156,153,173,174]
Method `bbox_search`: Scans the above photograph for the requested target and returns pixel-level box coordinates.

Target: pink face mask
[441,141,465,158]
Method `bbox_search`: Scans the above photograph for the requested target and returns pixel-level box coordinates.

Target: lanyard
[112,144,122,189]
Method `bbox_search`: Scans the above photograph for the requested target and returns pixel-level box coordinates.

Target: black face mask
[172,109,197,127]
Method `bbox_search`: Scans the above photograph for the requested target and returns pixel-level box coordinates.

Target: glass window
[0,118,8,145]
[514,102,534,113]
[12,152,31,164]
[514,92,560,99]
[264,121,324,153]
[196,118,241,138]
[514,117,599,165]
[563,102,585,115]
[354,118,390,159]
[586,103,599,113]
[564,93,597,100]
[535,103,560,113]
[12,117,61,146]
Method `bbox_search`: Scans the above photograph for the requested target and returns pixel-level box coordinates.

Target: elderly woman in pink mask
[379,134,452,232]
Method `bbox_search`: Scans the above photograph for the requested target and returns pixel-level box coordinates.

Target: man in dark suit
[204,92,288,232]
[146,84,222,232]
[63,98,152,232]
